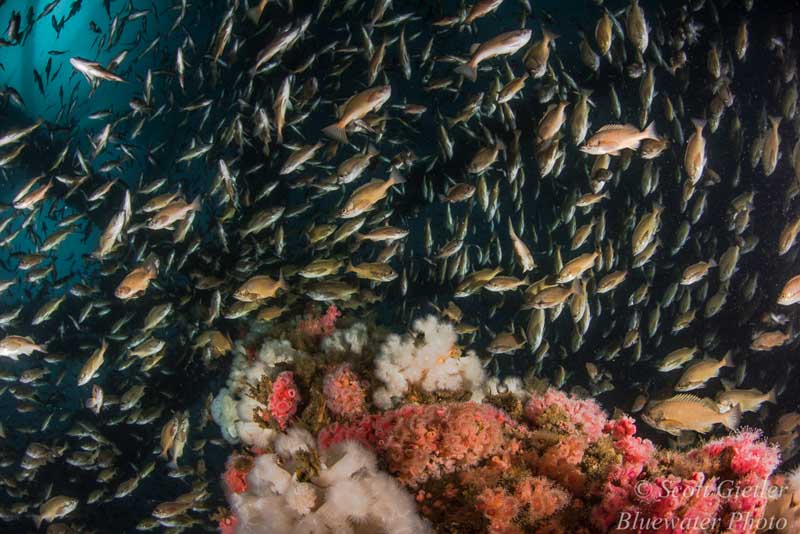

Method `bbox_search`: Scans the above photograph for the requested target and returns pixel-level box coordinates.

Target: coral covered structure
[214,313,786,533]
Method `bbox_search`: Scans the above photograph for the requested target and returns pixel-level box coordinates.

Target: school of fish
[0,0,799,531]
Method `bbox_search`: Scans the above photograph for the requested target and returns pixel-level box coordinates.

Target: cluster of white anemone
[229,428,432,534]
[372,315,487,409]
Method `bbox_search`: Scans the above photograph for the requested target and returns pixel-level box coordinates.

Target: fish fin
[720,378,735,391]
[669,393,704,403]
[455,63,478,82]
[469,43,481,54]
[322,123,348,144]
[278,270,288,291]
[642,121,658,140]
[596,123,631,132]
[722,351,735,367]
[542,26,559,41]
[507,217,517,238]
[570,278,581,296]
[246,5,265,24]
[389,170,406,185]
[769,115,782,129]
[190,195,201,212]
[691,117,707,131]
[722,404,742,431]
[767,386,778,404]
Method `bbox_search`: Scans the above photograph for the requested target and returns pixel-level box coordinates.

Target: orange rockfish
[778,274,800,305]
[147,197,201,230]
[115,256,159,300]
[684,118,707,183]
[322,85,391,144]
[455,29,532,82]
[464,0,504,25]
[234,274,287,302]
[338,171,406,218]
[643,394,740,436]
[580,122,658,155]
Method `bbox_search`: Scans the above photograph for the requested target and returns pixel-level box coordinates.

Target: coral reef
[214,313,786,533]
[223,429,432,534]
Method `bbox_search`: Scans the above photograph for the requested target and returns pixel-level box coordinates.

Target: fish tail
[389,170,406,186]
[691,117,707,131]
[722,404,742,431]
[769,115,782,129]
[454,62,478,82]
[767,386,778,404]
[722,351,735,367]
[246,5,265,24]
[642,121,658,140]
[278,269,288,291]
[542,26,560,42]
[570,278,581,296]
[322,122,348,144]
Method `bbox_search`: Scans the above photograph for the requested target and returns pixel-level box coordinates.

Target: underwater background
[1,0,800,532]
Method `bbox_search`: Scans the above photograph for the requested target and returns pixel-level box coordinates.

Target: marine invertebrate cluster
[268,371,300,430]
[322,364,367,419]
[372,315,486,409]
[297,304,342,339]
[223,428,432,534]
[524,387,608,442]
[214,313,786,533]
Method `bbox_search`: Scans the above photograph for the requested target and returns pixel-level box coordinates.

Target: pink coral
[537,437,588,495]
[319,402,510,486]
[378,403,504,485]
[525,388,608,442]
[700,429,781,479]
[604,416,637,440]
[297,304,341,339]
[318,417,380,450]
[267,371,300,430]
[516,476,570,523]
[323,364,367,418]
[606,417,656,466]
[476,487,520,534]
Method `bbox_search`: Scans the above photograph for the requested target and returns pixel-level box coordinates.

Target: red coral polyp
[323,364,367,418]
[268,371,300,430]
[218,514,238,534]
[525,388,608,442]
[297,304,341,339]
